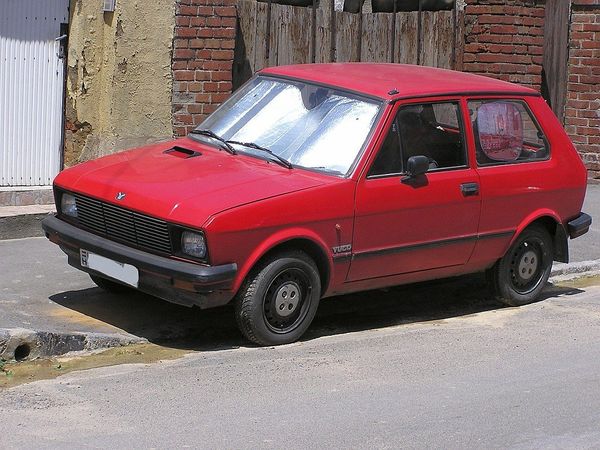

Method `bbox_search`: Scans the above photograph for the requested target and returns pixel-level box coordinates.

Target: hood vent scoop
[164,146,202,159]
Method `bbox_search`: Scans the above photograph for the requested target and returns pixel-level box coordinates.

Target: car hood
[55,138,331,228]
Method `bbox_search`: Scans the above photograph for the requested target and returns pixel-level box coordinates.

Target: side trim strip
[352,230,514,260]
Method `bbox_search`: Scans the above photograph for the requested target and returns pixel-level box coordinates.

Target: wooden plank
[253,2,269,71]
[436,11,453,69]
[334,11,361,62]
[238,4,457,74]
[360,13,394,62]
[267,3,281,67]
[394,12,419,65]
[421,11,437,67]
[454,7,465,70]
[233,0,257,88]
[270,4,311,66]
[315,1,333,63]
[543,0,571,124]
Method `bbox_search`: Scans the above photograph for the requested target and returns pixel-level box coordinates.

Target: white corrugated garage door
[0,0,69,186]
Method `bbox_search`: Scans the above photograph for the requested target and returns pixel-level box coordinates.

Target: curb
[0,328,147,362]
[550,259,600,280]
[0,210,54,240]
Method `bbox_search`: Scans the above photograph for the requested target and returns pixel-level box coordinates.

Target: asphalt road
[1,282,600,448]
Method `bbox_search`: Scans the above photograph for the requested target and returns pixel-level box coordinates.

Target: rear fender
[508,209,568,263]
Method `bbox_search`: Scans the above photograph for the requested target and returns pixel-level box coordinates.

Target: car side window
[367,101,467,177]
[367,120,402,177]
[468,100,549,166]
[396,102,467,170]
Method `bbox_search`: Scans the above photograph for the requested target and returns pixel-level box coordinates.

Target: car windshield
[195,76,382,175]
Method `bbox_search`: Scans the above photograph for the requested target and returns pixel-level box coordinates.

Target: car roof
[260,63,540,101]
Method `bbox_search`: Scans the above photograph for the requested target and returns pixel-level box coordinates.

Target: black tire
[487,224,553,306]
[89,274,132,294]
[235,250,321,346]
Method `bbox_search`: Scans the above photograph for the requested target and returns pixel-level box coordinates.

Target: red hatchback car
[43,64,591,345]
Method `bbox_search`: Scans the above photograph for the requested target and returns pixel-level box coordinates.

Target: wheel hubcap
[263,268,312,334]
[274,282,300,318]
[518,250,538,281]
[510,239,546,295]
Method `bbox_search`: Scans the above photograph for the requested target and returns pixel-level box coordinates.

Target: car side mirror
[401,155,429,183]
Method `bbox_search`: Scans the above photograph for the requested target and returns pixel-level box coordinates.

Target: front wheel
[487,225,553,306]
[234,251,321,346]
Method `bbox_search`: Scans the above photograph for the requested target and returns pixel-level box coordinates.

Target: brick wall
[171,0,237,137]
[463,0,545,90]
[565,1,600,181]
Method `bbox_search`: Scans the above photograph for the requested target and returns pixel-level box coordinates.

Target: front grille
[74,193,173,255]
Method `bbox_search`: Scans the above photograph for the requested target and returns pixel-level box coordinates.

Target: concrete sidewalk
[0,204,55,240]
[1,185,599,361]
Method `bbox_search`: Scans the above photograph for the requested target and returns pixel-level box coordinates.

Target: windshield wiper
[227,140,293,169]
[189,129,236,155]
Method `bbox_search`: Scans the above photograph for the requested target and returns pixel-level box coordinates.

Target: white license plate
[80,249,139,288]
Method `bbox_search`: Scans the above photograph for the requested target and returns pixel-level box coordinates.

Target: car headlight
[181,231,207,259]
[61,193,78,218]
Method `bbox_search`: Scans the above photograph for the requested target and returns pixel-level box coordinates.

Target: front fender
[232,227,334,294]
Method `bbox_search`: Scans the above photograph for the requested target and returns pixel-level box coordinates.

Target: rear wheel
[90,274,132,294]
[235,251,321,346]
[487,225,553,306]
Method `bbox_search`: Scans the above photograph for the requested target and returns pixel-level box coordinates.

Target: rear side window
[468,100,549,166]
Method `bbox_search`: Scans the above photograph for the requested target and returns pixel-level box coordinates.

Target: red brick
[206,17,225,27]
[195,70,211,81]
[174,39,189,49]
[577,126,600,136]
[172,61,188,70]
[195,93,211,103]
[173,49,195,60]
[197,29,218,38]
[178,5,198,15]
[217,82,233,92]
[189,39,207,49]
[221,17,236,27]
[214,6,236,16]
[174,126,187,137]
[211,71,231,81]
[220,39,236,49]
[176,17,191,26]
[175,114,194,125]
[213,28,236,39]
[188,104,203,114]
[197,6,214,15]
[203,82,219,92]
[174,71,195,81]
[211,93,231,103]
[203,104,219,114]
[190,17,206,27]
[188,82,203,92]
[211,49,234,60]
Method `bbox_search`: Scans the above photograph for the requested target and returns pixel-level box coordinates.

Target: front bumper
[42,215,237,309]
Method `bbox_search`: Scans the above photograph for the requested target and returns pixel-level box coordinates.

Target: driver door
[348,99,481,281]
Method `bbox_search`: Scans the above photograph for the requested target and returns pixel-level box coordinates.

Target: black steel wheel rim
[509,237,547,295]
[263,267,312,334]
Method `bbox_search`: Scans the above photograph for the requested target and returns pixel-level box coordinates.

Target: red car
[43,64,591,345]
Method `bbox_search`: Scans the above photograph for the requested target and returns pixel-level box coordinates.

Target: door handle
[461,182,479,197]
